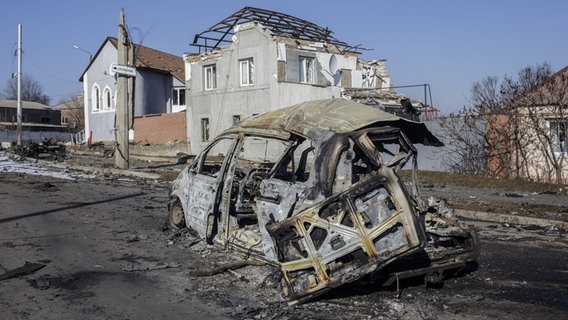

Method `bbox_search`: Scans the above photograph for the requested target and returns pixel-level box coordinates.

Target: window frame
[91,84,101,112]
[204,64,217,91]
[232,115,242,125]
[299,56,315,84]
[201,117,210,142]
[549,118,568,155]
[361,66,376,88]
[102,86,113,110]
[173,87,186,106]
[239,58,254,86]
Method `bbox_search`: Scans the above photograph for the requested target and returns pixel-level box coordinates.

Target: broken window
[201,118,210,142]
[229,136,291,226]
[240,58,254,86]
[549,119,568,154]
[204,64,217,90]
[362,66,376,88]
[270,139,314,183]
[198,137,234,177]
[299,56,314,84]
[173,87,185,106]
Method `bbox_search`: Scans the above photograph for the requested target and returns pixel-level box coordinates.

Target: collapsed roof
[191,6,364,54]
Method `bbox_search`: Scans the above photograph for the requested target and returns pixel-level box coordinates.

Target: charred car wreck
[169,99,479,305]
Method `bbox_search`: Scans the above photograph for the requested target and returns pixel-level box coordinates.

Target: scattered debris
[0,261,46,281]
[120,261,181,272]
[189,259,267,276]
[28,275,51,290]
[126,234,149,243]
[13,139,66,161]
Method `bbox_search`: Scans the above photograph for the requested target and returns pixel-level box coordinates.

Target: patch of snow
[0,152,96,180]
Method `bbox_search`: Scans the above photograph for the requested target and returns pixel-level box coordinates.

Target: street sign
[110,64,136,77]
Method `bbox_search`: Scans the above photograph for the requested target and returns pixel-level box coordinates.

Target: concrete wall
[135,70,170,116]
[187,23,274,153]
[0,130,74,143]
[412,119,482,173]
[414,120,451,172]
[186,23,349,155]
[133,112,187,145]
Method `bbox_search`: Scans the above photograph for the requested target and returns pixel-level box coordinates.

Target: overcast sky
[1,0,566,113]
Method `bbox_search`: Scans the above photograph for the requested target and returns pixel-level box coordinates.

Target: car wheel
[168,199,185,229]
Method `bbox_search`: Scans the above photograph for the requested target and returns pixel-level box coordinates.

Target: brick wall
[133,112,187,144]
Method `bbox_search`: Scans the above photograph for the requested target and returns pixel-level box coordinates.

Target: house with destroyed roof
[78,37,185,144]
[183,7,427,155]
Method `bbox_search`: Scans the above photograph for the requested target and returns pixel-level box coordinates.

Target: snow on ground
[0,152,96,180]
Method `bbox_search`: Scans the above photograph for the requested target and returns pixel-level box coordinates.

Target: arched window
[92,84,100,111]
[103,87,112,110]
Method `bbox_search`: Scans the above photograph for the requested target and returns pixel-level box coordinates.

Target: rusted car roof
[237,99,443,146]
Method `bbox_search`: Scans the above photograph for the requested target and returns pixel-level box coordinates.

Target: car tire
[168,199,185,229]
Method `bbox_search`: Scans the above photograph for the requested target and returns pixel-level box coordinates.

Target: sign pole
[115,10,129,169]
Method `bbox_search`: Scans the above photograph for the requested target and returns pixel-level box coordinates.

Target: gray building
[0,100,61,128]
[0,99,70,143]
[184,7,394,155]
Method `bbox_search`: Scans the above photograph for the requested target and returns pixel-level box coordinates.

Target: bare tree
[439,108,486,175]
[439,63,567,184]
[513,66,567,184]
[1,74,51,105]
[58,94,85,133]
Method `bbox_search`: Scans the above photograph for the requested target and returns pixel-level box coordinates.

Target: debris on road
[0,261,47,281]
[120,261,182,272]
[189,259,267,276]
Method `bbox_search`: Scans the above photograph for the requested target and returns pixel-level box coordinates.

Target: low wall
[133,112,187,145]
[0,130,73,143]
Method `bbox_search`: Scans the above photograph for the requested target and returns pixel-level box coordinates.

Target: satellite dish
[329,55,338,73]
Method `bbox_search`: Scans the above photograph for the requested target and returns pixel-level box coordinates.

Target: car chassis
[169,99,479,305]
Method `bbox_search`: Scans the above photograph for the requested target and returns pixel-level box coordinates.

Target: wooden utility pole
[115,10,130,169]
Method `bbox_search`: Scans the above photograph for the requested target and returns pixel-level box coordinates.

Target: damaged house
[184,7,412,155]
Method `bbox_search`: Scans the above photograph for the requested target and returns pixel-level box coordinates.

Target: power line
[22,53,77,84]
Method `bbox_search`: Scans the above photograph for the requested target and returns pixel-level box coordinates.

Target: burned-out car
[169,99,479,305]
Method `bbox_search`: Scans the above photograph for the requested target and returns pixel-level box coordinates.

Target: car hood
[237,99,443,146]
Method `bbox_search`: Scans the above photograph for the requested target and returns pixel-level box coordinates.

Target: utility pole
[16,24,22,146]
[115,10,130,169]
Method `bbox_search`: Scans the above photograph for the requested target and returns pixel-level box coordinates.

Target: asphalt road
[1,168,567,320]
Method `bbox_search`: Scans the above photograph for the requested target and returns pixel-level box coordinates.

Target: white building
[184,7,393,155]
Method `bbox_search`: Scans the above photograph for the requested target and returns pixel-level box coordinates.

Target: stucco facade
[184,22,391,155]
[79,38,185,143]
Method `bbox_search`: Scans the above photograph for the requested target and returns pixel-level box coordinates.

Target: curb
[454,209,568,228]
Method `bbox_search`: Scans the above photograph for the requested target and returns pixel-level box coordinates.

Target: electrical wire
[22,53,77,84]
